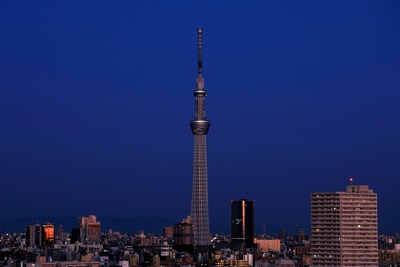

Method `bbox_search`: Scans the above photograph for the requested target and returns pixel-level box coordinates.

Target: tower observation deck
[190,28,211,253]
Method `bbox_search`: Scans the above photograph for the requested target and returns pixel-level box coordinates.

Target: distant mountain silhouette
[0,216,177,234]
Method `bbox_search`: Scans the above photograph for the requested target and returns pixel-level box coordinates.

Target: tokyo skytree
[190,28,211,252]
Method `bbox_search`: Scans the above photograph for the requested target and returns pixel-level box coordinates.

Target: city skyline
[1,1,400,234]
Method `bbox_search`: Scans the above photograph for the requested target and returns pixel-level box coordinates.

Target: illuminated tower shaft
[190,28,210,251]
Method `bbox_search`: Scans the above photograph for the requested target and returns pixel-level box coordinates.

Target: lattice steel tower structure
[190,28,211,252]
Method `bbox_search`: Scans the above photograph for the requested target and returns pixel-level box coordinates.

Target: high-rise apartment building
[311,185,378,267]
[231,199,255,249]
[190,28,211,252]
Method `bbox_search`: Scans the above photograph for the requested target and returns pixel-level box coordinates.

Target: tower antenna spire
[197,28,202,75]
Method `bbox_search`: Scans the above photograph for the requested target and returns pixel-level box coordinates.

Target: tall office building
[25,223,54,248]
[173,222,195,254]
[190,28,211,252]
[42,223,54,247]
[78,215,101,244]
[311,185,378,267]
[231,199,255,249]
[25,224,42,248]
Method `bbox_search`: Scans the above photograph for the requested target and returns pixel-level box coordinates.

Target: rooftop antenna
[349,177,353,185]
[263,224,266,239]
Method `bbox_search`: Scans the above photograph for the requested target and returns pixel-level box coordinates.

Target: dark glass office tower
[190,28,211,253]
[231,199,255,249]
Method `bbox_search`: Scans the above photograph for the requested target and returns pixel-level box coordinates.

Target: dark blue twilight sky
[1,1,399,234]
